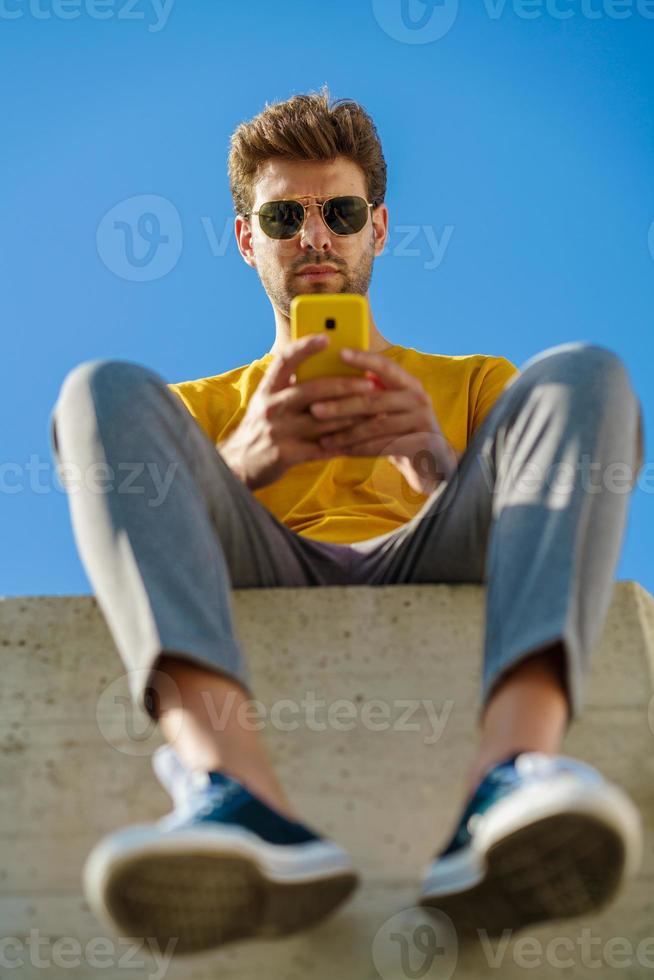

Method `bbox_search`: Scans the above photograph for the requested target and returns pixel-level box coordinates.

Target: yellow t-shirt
[167,345,519,544]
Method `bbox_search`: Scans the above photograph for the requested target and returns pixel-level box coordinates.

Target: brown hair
[228,86,387,217]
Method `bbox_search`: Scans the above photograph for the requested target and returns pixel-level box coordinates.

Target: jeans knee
[60,358,153,392]
[523,341,634,396]
[57,358,161,409]
[565,341,625,373]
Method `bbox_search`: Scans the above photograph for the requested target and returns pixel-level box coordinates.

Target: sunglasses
[245,195,376,240]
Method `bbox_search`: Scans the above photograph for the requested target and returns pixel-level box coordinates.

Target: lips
[296,265,340,277]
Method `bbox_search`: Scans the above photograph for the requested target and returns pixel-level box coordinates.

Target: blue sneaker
[418,751,642,938]
[83,746,359,955]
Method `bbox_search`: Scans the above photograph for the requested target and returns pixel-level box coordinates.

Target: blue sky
[2,1,652,598]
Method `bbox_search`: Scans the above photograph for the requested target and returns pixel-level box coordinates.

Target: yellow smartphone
[290,294,369,384]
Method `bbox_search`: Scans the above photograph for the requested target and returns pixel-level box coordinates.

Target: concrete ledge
[2,581,654,978]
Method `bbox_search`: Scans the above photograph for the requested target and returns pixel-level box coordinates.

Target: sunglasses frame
[244,195,377,240]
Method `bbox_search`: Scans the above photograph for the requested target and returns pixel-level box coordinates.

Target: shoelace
[156,774,249,832]
[152,745,250,821]
[188,773,249,812]
[467,758,522,815]
[439,755,525,856]
[459,754,585,839]
[193,780,245,818]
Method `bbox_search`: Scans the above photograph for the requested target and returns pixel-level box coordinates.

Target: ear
[372,203,389,258]
[235,215,256,268]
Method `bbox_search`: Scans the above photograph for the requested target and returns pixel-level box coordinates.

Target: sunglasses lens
[258,200,304,239]
[323,196,369,235]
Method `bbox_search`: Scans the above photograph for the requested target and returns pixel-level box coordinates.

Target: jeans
[49,342,643,727]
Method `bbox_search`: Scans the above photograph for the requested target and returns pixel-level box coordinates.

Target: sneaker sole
[420,811,626,937]
[419,778,642,938]
[83,826,359,954]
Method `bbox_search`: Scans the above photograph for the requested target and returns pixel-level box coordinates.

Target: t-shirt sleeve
[166,381,222,444]
[167,383,193,414]
[470,356,521,438]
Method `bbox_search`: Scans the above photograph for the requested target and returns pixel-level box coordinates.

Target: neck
[266,293,393,358]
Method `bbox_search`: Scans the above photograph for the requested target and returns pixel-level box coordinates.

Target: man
[51,90,644,955]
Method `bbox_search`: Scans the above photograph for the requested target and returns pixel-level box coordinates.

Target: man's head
[229,89,389,319]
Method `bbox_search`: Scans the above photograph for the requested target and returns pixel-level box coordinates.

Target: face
[235,155,388,319]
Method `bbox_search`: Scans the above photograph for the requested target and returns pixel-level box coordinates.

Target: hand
[309,347,459,495]
[217,334,379,492]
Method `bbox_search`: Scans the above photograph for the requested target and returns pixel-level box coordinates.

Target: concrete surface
[1,580,654,979]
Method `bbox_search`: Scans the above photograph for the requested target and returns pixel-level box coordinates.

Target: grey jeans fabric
[49,342,643,726]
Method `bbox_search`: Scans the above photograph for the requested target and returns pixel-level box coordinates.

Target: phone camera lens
[325,318,336,330]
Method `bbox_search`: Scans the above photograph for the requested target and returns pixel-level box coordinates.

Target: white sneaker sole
[418,772,642,938]
[83,823,359,955]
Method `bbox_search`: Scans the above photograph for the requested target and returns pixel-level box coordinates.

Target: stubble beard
[256,238,376,318]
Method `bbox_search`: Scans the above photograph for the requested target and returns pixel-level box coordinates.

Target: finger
[303,440,346,463]
[309,389,417,421]
[275,375,377,416]
[286,433,354,466]
[364,370,388,391]
[319,411,415,451]
[262,335,328,393]
[340,348,425,395]
[297,414,364,442]
[335,436,396,457]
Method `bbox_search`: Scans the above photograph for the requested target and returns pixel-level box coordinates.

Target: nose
[298,203,332,253]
